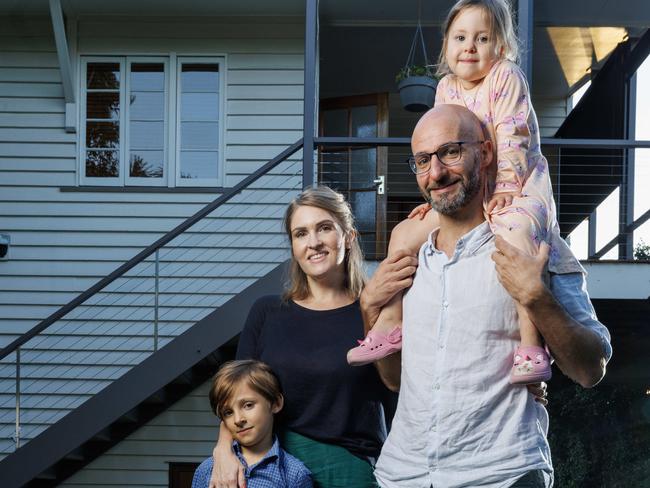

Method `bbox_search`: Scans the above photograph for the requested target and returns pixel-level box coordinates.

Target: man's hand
[491,236,549,307]
[487,191,520,214]
[360,250,418,333]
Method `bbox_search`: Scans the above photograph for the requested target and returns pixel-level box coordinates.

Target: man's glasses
[407,141,484,175]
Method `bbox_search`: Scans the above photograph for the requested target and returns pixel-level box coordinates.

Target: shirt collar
[427,221,492,257]
[232,436,281,470]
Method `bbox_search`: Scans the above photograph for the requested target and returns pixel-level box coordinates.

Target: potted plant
[396,21,438,112]
[396,64,438,112]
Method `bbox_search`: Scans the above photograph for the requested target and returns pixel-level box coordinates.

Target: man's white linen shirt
[374,222,612,488]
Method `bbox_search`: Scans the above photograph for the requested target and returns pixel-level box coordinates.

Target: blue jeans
[510,470,548,487]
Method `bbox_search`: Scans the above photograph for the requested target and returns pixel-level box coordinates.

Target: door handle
[373,175,385,195]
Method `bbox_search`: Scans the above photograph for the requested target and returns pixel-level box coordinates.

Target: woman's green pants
[279,430,379,488]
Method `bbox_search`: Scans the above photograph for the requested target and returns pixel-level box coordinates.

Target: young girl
[347,0,584,384]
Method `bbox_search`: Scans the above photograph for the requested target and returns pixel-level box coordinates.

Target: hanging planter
[396,22,437,112]
[396,67,437,113]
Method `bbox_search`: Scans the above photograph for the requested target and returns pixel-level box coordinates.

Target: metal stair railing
[0,139,304,457]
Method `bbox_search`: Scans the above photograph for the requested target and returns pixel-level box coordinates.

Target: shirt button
[443,301,449,308]
[434,384,440,390]
[439,342,444,349]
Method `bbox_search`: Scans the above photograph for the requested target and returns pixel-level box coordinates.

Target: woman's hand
[209,442,246,488]
[526,382,548,406]
[487,191,519,213]
[408,202,432,220]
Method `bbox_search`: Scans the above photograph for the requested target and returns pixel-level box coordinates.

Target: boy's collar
[232,436,281,468]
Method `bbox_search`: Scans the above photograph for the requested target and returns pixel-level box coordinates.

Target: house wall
[58,379,217,488]
[0,14,303,456]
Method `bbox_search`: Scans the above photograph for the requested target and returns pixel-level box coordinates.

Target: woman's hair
[436,0,519,77]
[282,185,366,301]
[209,360,282,418]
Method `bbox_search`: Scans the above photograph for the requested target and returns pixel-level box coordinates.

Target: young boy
[191,360,313,488]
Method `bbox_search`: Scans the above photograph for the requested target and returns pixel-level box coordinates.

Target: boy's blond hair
[209,360,282,419]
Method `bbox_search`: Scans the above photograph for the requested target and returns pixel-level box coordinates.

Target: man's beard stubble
[420,159,481,216]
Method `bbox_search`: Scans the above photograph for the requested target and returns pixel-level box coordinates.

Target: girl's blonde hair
[436,0,519,77]
[282,186,366,301]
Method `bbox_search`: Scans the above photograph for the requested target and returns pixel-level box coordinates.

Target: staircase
[549,30,650,238]
[0,141,304,487]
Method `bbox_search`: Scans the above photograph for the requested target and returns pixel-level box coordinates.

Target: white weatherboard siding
[58,380,218,488]
[0,15,303,457]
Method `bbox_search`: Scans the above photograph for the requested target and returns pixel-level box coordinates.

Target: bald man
[362,105,612,488]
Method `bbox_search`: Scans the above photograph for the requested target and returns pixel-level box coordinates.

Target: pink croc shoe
[347,326,402,366]
[509,345,552,385]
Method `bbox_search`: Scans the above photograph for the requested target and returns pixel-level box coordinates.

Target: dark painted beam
[302,0,318,188]
[518,0,533,84]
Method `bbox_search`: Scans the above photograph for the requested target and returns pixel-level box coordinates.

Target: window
[169,462,200,488]
[80,56,225,187]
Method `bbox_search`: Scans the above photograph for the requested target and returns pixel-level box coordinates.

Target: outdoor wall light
[0,234,9,260]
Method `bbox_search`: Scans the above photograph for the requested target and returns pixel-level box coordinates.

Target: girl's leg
[491,202,551,384]
[347,211,438,366]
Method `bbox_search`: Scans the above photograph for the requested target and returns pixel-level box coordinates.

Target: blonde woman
[210,186,391,488]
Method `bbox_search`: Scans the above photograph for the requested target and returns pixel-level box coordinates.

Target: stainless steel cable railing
[0,140,304,456]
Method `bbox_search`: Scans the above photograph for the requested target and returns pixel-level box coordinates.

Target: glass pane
[86,122,119,149]
[322,109,348,136]
[130,63,164,91]
[129,92,164,120]
[87,92,119,119]
[351,105,377,138]
[181,122,219,150]
[319,151,348,189]
[359,232,377,258]
[86,150,118,177]
[351,191,376,233]
[130,121,164,149]
[130,151,164,178]
[181,64,219,92]
[87,63,120,89]
[350,148,376,187]
[180,151,218,179]
[181,93,219,121]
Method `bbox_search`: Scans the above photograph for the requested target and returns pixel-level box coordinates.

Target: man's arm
[492,236,611,388]
[360,250,418,391]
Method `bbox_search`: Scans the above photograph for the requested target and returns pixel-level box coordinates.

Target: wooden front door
[318,93,389,259]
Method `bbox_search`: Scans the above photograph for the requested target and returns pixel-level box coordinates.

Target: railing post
[619,155,635,260]
[302,0,318,188]
[588,210,597,259]
[619,71,637,259]
[517,0,534,86]
[14,347,21,450]
[556,146,561,221]
[154,250,159,351]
